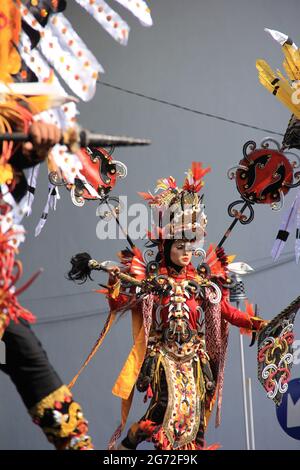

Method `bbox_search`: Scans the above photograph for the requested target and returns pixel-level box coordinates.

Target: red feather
[206,243,227,278]
[183,162,211,192]
[137,191,155,202]
[240,300,255,336]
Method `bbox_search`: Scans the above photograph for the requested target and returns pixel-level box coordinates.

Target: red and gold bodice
[109,262,253,335]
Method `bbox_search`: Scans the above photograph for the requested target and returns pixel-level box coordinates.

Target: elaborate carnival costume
[68,163,266,450]
[0,0,152,450]
[65,27,300,450]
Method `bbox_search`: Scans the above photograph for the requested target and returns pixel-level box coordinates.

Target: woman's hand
[106,265,121,280]
[251,317,269,331]
[23,122,62,162]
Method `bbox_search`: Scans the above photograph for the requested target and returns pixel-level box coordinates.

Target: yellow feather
[26,96,52,114]
[282,44,300,81]
[227,255,236,264]
[256,59,276,82]
[156,179,169,190]
[0,163,13,184]
[0,1,21,83]
[256,59,300,119]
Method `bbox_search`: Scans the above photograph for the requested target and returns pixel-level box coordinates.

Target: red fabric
[108,291,129,312]
[220,298,252,329]
[107,274,127,311]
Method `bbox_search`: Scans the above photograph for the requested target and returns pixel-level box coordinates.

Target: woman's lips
[182,257,189,262]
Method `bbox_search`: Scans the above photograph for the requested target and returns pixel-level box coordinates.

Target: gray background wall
[1,0,300,450]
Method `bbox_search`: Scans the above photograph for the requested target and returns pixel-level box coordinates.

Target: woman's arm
[221,296,252,329]
[106,266,136,312]
[221,289,266,331]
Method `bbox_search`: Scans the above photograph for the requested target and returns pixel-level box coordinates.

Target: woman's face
[170,240,193,267]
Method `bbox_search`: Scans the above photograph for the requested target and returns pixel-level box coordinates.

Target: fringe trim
[139,421,220,451]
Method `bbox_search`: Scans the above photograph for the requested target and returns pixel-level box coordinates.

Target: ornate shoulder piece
[205,243,235,279]
[117,246,146,280]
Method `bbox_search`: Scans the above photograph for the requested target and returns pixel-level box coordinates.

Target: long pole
[217,202,248,248]
[106,201,135,249]
[236,300,250,450]
[0,131,151,147]
[247,377,256,450]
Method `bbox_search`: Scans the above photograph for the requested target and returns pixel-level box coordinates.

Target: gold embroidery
[29,385,72,417]
[161,354,201,448]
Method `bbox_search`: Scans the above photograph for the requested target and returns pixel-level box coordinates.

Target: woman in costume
[68,162,267,450]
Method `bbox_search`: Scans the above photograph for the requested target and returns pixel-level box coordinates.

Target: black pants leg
[121,366,168,449]
[0,319,93,449]
[0,319,62,410]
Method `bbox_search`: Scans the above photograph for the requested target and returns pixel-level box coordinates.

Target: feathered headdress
[139,162,211,243]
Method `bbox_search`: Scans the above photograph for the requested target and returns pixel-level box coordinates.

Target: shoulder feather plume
[206,244,235,278]
[117,246,146,280]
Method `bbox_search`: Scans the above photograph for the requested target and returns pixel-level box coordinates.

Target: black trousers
[0,319,62,410]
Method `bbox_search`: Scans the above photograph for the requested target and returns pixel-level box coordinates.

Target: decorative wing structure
[257,295,300,406]
[18,0,152,102]
[0,0,152,234]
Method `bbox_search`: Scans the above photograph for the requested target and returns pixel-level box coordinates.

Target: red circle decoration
[76,147,117,200]
[236,148,294,205]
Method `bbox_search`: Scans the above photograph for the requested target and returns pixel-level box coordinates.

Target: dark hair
[155,239,184,273]
[67,252,93,284]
